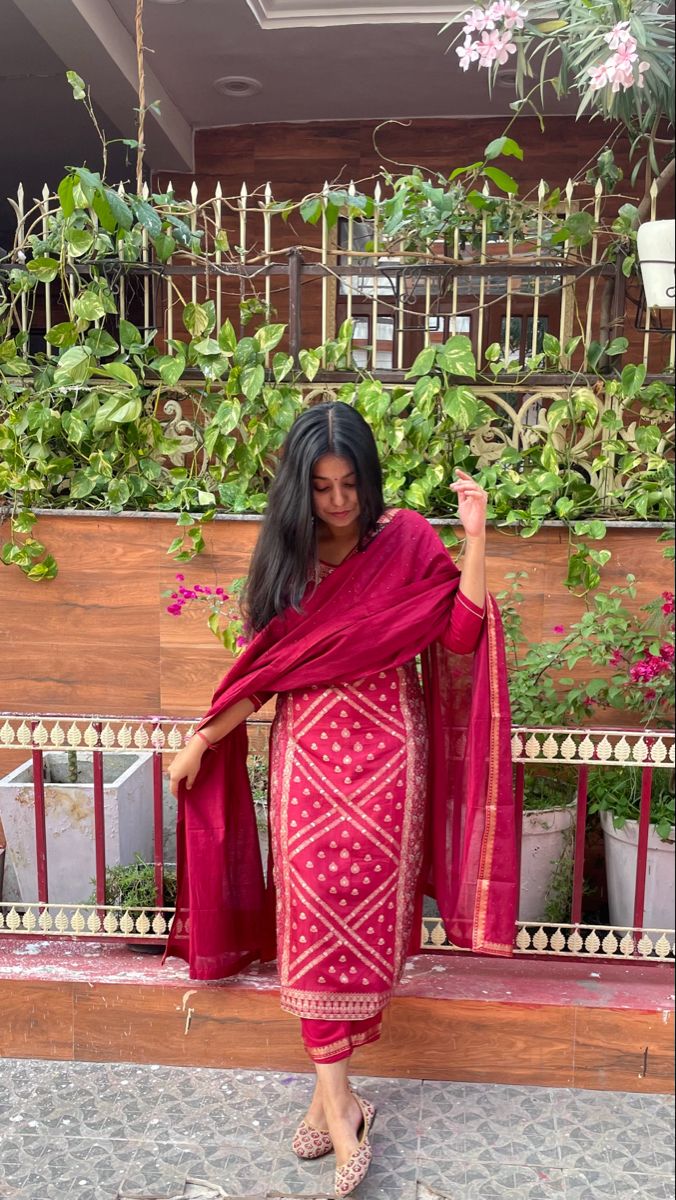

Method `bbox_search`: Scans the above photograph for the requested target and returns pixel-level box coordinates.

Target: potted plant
[91,854,178,953]
[519,770,577,923]
[0,750,155,905]
[500,571,675,927]
[588,766,674,932]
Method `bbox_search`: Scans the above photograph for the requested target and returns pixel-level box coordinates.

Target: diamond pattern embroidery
[271,663,428,1020]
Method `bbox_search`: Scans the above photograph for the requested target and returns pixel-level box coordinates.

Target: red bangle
[193,729,213,750]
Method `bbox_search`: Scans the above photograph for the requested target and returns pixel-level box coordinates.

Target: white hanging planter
[636,219,675,309]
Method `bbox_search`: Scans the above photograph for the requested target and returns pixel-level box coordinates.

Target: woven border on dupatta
[472,597,514,956]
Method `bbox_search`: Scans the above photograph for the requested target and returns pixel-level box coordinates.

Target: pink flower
[456,37,480,70]
[609,649,624,667]
[463,7,495,35]
[166,604,182,616]
[605,21,634,51]
[588,61,612,90]
[477,28,516,67]
[489,1,527,29]
[636,61,650,87]
[660,643,675,663]
[235,635,249,648]
[553,624,565,634]
[662,591,675,615]
[645,689,657,701]
[175,573,185,581]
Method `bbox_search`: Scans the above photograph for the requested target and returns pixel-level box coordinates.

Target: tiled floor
[0,1060,673,1200]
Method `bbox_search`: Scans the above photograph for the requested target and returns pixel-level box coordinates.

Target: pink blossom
[553,624,565,634]
[636,61,650,87]
[456,37,480,70]
[235,635,249,648]
[645,688,657,701]
[605,21,634,50]
[477,28,516,67]
[166,604,183,616]
[463,7,495,35]
[175,573,185,581]
[660,643,675,663]
[609,649,624,667]
[662,591,675,615]
[629,654,670,683]
[609,59,636,93]
[589,61,612,90]
[489,1,527,30]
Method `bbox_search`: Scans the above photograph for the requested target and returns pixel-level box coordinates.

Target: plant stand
[0,751,154,906]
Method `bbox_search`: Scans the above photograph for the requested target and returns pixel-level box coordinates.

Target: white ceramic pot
[0,751,154,905]
[600,810,675,932]
[636,219,675,309]
[519,805,576,923]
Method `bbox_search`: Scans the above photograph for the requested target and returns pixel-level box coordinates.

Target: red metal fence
[0,714,673,961]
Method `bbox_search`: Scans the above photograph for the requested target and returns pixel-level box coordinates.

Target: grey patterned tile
[266,1153,335,1195]
[417,1159,567,1199]
[611,1175,675,1200]
[0,1135,140,1200]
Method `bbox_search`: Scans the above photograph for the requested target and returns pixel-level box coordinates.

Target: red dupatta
[164,508,517,980]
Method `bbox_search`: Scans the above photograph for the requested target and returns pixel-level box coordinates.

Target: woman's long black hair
[243,401,384,631]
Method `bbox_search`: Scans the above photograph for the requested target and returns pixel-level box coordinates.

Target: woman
[166,401,517,1197]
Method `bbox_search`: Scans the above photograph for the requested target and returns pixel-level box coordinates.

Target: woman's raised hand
[450,468,488,540]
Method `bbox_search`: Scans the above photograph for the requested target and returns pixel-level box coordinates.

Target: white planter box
[636,219,675,309]
[600,811,675,932]
[0,752,154,906]
[519,806,576,923]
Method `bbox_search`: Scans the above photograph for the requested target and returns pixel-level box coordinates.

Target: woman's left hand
[450,469,488,539]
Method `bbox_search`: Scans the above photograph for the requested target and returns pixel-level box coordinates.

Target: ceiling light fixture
[214,75,263,97]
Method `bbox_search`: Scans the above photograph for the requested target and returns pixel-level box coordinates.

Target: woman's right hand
[167,736,207,799]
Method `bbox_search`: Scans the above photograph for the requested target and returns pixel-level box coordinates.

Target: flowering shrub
[588,22,650,94]
[456,3,526,72]
[499,570,675,728]
[163,573,249,655]
[446,0,673,134]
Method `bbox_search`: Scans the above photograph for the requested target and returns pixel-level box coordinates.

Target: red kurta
[266,543,485,1023]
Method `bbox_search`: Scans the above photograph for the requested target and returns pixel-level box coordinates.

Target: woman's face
[311,454,360,532]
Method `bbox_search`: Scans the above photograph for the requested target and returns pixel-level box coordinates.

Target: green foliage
[588,767,675,841]
[0,75,672,587]
[90,855,177,909]
[499,570,675,730]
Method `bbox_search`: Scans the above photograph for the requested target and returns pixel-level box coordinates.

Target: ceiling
[1,0,571,246]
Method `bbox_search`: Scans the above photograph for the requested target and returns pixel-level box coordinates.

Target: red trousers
[300,1014,383,1064]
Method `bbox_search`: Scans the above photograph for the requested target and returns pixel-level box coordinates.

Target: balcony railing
[4,175,674,376]
[0,713,673,964]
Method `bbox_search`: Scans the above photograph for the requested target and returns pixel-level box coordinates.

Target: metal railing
[5,175,675,374]
[0,714,673,962]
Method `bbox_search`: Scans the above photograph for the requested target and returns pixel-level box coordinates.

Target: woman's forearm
[200,696,255,745]
[459,532,487,610]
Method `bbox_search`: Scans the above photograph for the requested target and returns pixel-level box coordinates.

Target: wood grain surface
[0,977,672,1093]
[0,515,667,723]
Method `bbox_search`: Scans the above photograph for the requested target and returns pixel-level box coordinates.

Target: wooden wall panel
[0,514,667,724]
[1,976,672,1093]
